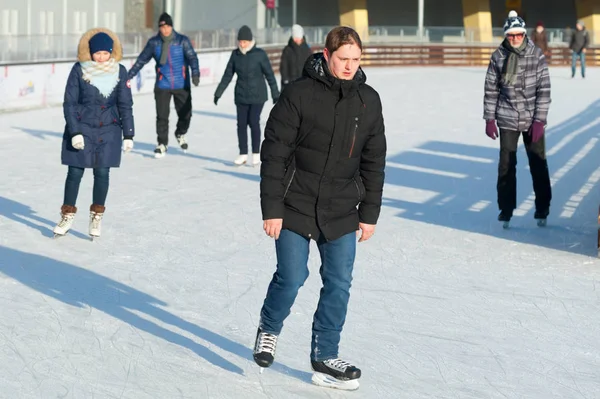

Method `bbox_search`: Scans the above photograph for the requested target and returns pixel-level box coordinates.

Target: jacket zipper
[348,122,358,158]
[168,51,174,89]
[353,177,362,201]
[283,169,296,198]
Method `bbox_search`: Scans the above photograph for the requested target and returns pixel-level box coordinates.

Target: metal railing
[0,25,590,65]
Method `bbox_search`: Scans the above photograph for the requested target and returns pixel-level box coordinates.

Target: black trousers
[497,129,552,213]
[154,88,192,146]
[236,103,264,154]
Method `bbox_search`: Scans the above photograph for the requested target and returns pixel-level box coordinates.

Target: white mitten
[72,135,84,150]
[123,139,134,152]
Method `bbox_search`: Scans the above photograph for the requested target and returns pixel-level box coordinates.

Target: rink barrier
[1,44,597,112]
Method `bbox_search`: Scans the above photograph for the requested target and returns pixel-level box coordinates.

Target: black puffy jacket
[279,37,313,89]
[214,44,279,104]
[260,53,387,242]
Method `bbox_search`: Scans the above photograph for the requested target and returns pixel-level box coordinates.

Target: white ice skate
[252,153,260,166]
[234,154,248,166]
[154,144,167,158]
[176,135,188,153]
[89,205,105,240]
[53,205,77,238]
[310,358,361,391]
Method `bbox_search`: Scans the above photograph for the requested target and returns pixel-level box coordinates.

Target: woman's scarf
[80,57,120,98]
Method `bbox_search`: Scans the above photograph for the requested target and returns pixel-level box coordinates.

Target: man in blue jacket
[128,13,200,158]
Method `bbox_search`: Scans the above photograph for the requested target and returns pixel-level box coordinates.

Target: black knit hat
[158,12,173,27]
[238,25,253,41]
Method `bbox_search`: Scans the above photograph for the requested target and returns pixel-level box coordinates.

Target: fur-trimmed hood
[77,28,123,62]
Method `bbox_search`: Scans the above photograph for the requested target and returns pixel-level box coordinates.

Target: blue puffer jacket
[61,63,135,169]
[127,31,200,90]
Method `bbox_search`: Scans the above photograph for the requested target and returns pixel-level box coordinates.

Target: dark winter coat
[569,28,590,53]
[127,31,199,90]
[260,53,387,242]
[484,39,551,132]
[531,30,549,54]
[214,43,279,105]
[62,28,134,169]
[279,37,312,89]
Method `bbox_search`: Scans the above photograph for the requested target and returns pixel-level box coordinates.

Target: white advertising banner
[0,49,234,112]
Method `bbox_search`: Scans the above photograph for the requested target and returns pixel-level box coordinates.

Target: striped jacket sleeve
[483,55,500,121]
[533,53,551,124]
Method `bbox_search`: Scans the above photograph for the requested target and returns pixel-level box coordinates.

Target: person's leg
[581,52,586,78]
[154,88,172,146]
[259,229,311,335]
[571,51,577,78]
[92,167,110,207]
[248,103,265,155]
[173,88,192,138]
[236,104,250,155]
[497,129,521,217]
[63,166,85,206]
[523,131,552,217]
[311,231,357,362]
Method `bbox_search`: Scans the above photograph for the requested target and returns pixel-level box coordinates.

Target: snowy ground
[1,65,599,398]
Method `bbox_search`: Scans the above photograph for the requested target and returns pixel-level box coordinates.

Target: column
[338,0,369,40]
[575,0,600,45]
[461,0,493,43]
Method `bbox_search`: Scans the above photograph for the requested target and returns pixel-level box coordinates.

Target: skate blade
[536,219,547,227]
[311,372,359,391]
[154,153,166,159]
[53,233,65,239]
[90,235,99,242]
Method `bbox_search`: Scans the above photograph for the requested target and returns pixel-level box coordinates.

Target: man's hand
[357,222,376,242]
[263,218,283,240]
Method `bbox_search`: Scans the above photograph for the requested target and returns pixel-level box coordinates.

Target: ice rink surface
[0,65,599,398]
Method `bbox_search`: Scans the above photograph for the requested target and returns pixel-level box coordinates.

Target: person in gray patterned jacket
[483,10,552,227]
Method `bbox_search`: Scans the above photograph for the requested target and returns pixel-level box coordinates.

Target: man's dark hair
[325,26,363,54]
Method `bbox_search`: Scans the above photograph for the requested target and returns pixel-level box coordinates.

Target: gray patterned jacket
[483,39,551,132]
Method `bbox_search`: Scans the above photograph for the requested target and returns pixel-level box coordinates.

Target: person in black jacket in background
[214,25,279,166]
[280,24,312,91]
[252,26,387,390]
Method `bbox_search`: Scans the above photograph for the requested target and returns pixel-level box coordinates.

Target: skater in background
[54,28,134,239]
[127,12,199,158]
[254,26,386,390]
[569,20,589,78]
[279,24,312,91]
[484,11,552,227]
[213,25,279,166]
[531,21,549,57]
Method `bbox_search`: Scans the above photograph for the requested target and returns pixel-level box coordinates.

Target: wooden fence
[265,44,600,72]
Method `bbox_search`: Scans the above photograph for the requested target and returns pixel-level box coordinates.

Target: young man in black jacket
[279,24,312,90]
[254,26,387,390]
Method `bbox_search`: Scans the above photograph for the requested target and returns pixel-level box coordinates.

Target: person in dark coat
[569,20,590,78]
[279,24,312,90]
[531,21,549,57]
[252,26,386,388]
[214,25,280,166]
[127,13,200,157]
[484,11,552,227]
[54,28,135,239]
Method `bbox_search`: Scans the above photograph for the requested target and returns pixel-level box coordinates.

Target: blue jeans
[259,229,356,361]
[63,166,110,207]
[572,51,586,77]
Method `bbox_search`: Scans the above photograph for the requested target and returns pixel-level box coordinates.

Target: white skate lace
[177,136,187,145]
[255,332,278,355]
[58,214,75,228]
[324,358,354,372]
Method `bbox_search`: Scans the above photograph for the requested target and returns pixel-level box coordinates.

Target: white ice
[0,66,599,398]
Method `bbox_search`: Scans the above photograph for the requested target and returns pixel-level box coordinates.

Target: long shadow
[383,99,600,256]
[0,196,89,240]
[12,126,234,166]
[193,109,237,120]
[0,246,312,382]
[205,168,260,182]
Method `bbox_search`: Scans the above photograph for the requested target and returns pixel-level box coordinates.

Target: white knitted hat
[291,24,304,39]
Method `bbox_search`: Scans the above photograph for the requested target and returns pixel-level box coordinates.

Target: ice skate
[498,210,512,229]
[154,144,167,158]
[234,154,248,166]
[253,328,278,371]
[252,153,260,166]
[311,358,361,391]
[534,208,549,227]
[53,205,77,238]
[89,204,105,240]
[176,135,188,153]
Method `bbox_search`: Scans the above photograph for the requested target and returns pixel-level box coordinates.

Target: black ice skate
[176,135,188,152]
[253,328,278,371]
[534,208,549,227]
[154,144,167,158]
[498,210,512,229]
[311,358,361,391]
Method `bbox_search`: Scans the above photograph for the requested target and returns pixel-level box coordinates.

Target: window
[1,9,18,34]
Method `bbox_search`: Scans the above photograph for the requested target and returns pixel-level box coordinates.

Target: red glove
[529,121,545,143]
[485,120,498,140]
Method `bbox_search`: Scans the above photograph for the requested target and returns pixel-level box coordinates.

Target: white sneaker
[89,205,105,238]
[154,144,167,158]
[53,205,77,236]
[252,153,260,166]
[234,154,248,165]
